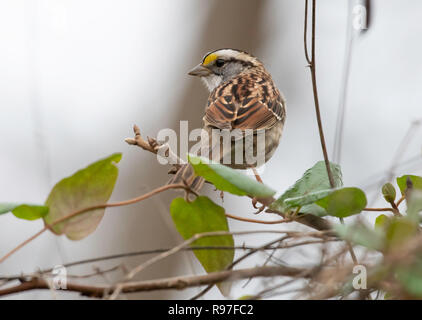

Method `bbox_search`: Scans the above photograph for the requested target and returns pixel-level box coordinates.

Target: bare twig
[225,213,290,224]
[0,266,308,298]
[396,195,406,207]
[363,207,394,212]
[0,183,191,264]
[125,124,183,168]
[304,0,335,188]
[189,231,334,300]
[108,230,297,299]
[304,0,357,264]
[0,238,338,286]
[304,0,312,65]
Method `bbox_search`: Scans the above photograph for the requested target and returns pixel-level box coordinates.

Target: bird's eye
[215,59,225,67]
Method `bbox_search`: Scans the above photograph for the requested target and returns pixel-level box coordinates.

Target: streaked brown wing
[204,81,285,131]
[233,96,283,130]
[203,95,236,130]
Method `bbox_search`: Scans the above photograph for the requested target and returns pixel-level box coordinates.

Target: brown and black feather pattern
[169,65,286,193]
[204,68,285,131]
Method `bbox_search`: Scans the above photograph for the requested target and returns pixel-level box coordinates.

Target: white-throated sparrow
[170,48,286,191]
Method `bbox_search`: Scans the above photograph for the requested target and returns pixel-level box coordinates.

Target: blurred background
[0,0,421,299]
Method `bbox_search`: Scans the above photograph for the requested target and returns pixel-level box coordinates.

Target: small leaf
[334,222,383,250]
[315,187,367,218]
[170,196,234,294]
[374,214,389,230]
[43,153,122,240]
[270,161,342,216]
[385,217,418,249]
[0,203,49,221]
[382,183,396,204]
[188,154,276,198]
[396,175,422,195]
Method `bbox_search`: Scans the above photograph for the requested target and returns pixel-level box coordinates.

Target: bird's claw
[252,197,265,214]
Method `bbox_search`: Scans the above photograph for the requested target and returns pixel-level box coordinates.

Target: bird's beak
[188,64,211,77]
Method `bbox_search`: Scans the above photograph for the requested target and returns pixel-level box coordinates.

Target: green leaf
[334,222,384,250]
[374,214,389,230]
[382,183,396,204]
[170,196,234,294]
[385,217,418,249]
[374,215,418,251]
[188,154,276,198]
[270,161,342,216]
[0,203,49,220]
[315,187,367,218]
[43,153,122,240]
[283,189,333,209]
[396,257,422,298]
[406,189,422,222]
[396,175,422,195]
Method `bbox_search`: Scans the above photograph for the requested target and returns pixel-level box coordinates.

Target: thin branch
[108,230,295,299]
[307,0,335,188]
[125,124,184,169]
[396,195,406,207]
[363,207,394,212]
[0,183,190,264]
[304,0,357,264]
[1,239,338,285]
[304,0,312,65]
[190,235,289,300]
[0,266,308,298]
[225,213,290,224]
[188,231,333,300]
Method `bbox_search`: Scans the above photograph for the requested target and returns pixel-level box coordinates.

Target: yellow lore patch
[203,53,218,66]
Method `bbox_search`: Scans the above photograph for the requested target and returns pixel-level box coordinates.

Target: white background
[0,0,421,299]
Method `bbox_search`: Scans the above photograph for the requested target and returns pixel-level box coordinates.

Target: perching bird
[169,48,286,192]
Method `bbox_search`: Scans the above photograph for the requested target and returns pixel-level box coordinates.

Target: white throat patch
[201,74,223,92]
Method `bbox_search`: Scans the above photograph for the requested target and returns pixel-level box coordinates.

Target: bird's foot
[252,197,266,214]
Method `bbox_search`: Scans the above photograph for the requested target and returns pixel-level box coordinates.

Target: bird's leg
[252,167,263,183]
[251,167,266,214]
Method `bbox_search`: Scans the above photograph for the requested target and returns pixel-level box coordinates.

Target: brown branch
[108,230,296,299]
[1,238,337,285]
[306,0,335,188]
[225,213,290,224]
[396,195,406,207]
[126,123,334,233]
[363,206,402,217]
[0,266,308,298]
[304,0,312,65]
[263,201,332,232]
[125,124,183,170]
[304,0,357,264]
[363,207,394,212]
[190,235,290,300]
[0,183,189,265]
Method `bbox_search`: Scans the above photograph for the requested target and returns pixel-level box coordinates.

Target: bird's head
[188,48,262,92]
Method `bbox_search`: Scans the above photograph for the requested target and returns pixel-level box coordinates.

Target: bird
[169,48,286,194]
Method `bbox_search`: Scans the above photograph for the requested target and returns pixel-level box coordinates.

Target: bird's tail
[167,163,205,193]
[167,133,224,193]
